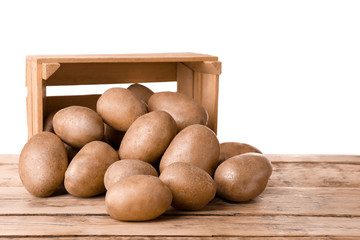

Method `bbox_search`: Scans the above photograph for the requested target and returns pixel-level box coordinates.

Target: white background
[0,0,359,154]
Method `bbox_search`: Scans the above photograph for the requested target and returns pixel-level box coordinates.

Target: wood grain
[45,94,101,117]
[1,187,359,217]
[177,63,194,98]
[46,62,177,86]
[269,162,360,187]
[29,52,218,64]
[2,154,359,238]
[2,155,360,188]
[42,63,61,80]
[1,215,359,237]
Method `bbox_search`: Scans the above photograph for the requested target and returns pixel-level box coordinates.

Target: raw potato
[19,132,68,197]
[119,111,177,164]
[105,175,172,221]
[103,123,125,150]
[64,141,119,197]
[160,124,220,176]
[97,87,147,131]
[104,159,158,190]
[53,106,104,148]
[219,142,262,163]
[148,91,208,131]
[159,162,216,211]
[214,153,272,202]
[128,83,154,104]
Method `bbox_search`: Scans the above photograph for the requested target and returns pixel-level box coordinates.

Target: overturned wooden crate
[25,53,221,139]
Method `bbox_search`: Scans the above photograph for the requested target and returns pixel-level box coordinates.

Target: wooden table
[1,154,359,239]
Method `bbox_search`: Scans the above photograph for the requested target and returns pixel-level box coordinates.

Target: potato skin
[105,175,172,221]
[119,111,177,164]
[104,159,158,190]
[53,106,104,148]
[19,132,68,197]
[128,83,154,104]
[148,91,208,131]
[97,87,147,131]
[214,153,272,202]
[64,141,119,197]
[159,162,216,211]
[219,142,262,163]
[160,124,220,176]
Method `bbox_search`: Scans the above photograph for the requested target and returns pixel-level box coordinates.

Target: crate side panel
[45,62,177,86]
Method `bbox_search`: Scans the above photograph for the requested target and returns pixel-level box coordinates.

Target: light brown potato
[219,142,262,163]
[19,132,68,197]
[119,111,177,164]
[64,141,119,197]
[160,124,219,176]
[43,111,56,132]
[104,159,158,190]
[128,83,154,104]
[97,87,147,131]
[159,162,216,211]
[103,123,125,150]
[53,106,104,148]
[214,153,272,202]
[148,91,208,131]
[105,175,172,221]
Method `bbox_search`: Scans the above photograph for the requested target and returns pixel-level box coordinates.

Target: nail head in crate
[25,53,222,139]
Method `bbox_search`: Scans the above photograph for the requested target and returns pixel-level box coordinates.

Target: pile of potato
[19,83,272,221]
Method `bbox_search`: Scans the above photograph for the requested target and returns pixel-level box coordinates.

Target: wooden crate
[25,53,222,139]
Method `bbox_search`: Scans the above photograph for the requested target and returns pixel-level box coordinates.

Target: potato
[97,87,147,131]
[219,142,262,163]
[119,111,177,164]
[19,132,68,197]
[128,83,154,104]
[160,124,219,176]
[159,162,216,210]
[105,175,172,221]
[148,91,208,131]
[104,159,158,190]
[53,106,104,148]
[64,141,119,197]
[214,153,272,202]
[103,123,125,150]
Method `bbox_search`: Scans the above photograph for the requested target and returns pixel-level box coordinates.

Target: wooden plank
[183,61,222,75]
[0,215,359,237]
[1,187,359,217]
[4,154,359,165]
[3,237,357,240]
[30,61,43,137]
[193,71,203,104]
[201,73,219,133]
[42,63,61,80]
[25,57,33,140]
[29,52,218,64]
[177,63,194,98]
[2,156,360,188]
[45,94,101,117]
[267,154,360,164]
[45,62,177,86]
[269,162,360,187]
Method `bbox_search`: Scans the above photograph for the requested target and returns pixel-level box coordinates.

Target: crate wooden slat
[25,53,222,139]
[1,154,359,238]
